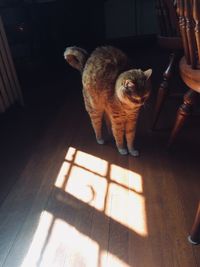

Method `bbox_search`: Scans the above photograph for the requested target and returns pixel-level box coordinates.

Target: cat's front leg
[111,120,128,155]
[125,119,139,157]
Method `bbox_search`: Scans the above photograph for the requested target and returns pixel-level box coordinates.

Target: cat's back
[82,46,128,92]
[89,46,128,66]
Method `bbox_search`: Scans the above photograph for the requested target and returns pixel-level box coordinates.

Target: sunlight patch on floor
[21,211,54,267]
[105,182,147,236]
[66,165,108,211]
[74,150,108,176]
[54,161,71,188]
[21,212,99,267]
[54,147,147,237]
[101,250,130,267]
[110,164,143,193]
[65,146,76,161]
[21,146,147,267]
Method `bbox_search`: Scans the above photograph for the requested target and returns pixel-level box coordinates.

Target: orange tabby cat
[64,46,152,156]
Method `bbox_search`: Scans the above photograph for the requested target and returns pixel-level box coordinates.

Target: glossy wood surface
[0,43,200,266]
[153,0,183,130]
[179,57,200,93]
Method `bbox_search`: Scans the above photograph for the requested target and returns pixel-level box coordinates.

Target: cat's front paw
[118,148,128,155]
[129,148,140,157]
[96,138,105,145]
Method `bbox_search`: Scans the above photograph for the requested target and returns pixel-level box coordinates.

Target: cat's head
[116,69,152,106]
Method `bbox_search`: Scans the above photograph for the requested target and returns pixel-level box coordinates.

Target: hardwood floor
[0,43,199,267]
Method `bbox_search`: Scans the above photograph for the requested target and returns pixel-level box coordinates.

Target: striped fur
[64,46,152,156]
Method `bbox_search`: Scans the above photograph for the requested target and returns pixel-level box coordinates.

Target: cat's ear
[124,79,135,89]
[144,69,152,80]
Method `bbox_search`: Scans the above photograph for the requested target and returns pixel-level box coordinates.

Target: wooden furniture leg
[168,89,198,147]
[188,202,200,245]
[152,53,176,130]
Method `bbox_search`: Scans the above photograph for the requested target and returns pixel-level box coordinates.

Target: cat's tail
[64,46,88,72]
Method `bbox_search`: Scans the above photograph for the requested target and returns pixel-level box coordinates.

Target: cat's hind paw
[129,148,140,157]
[97,138,105,145]
[118,148,128,155]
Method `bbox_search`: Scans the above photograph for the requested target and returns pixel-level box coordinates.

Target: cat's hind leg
[88,109,105,144]
[82,89,104,144]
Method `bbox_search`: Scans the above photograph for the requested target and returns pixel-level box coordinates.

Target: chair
[168,0,200,146]
[168,1,200,244]
[152,0,183,129]
[188,202,200,245]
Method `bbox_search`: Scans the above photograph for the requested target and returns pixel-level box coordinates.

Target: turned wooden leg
[168,89,198,147]
[152,53,176,130]
[188,202,200,245]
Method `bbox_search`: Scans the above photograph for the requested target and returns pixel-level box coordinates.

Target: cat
[64,45,152,156]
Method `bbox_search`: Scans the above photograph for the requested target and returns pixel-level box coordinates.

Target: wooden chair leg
[168,89,198,147]
[152,53,176,130]
[188,202,200,245]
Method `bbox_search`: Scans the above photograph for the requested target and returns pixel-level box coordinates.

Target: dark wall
[104,0,157,38]
[0,0,106,62]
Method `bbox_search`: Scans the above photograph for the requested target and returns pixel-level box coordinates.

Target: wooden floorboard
[0,45,200,267]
